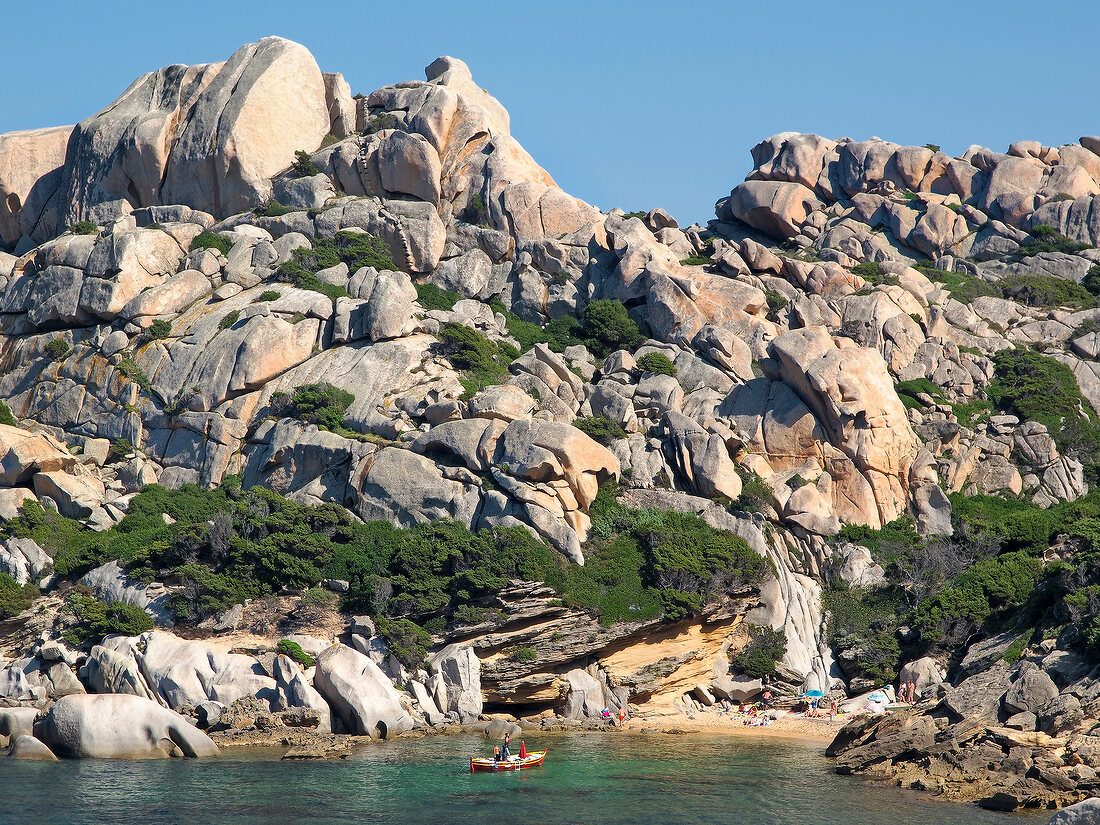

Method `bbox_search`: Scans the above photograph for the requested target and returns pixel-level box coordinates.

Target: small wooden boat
[470,749,548,773]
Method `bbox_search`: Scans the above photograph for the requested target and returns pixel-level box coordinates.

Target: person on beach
[762,689,773,710]
[829,699,838,720]
[618,707,627,727]
[907,680,917,703]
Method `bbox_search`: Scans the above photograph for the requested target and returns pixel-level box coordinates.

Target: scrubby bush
[63,591,154,645]
[574,415,628,446]
[289,383,355,432]
[637,352,677,377]
[258,200,296,218]
[45,338,71,360]
[731,625,788,678]
[277,639,314,668]
[68,221,97,235]
[0,401,16,427]
[1083,265,1100,297]
[895,378,944,410]
[989,349,1100,462]
[680,254,710,266]
[275,231,394,300]
[415,283,460,311]
[439,322,511,397]
[219,310,241,331]
[146,319,173,340]
[582,300,641,357]
[190,231,232,256]
[257,290,281,302]
[1015,225,1092,257]
[486,299,584,353]
[851,261,898,286]
[0,572,32,619]
[997,273,1096,308]
[117,357,151,391]
[505,646,538,662]
[764,289,788,319]
[289,149,319,179]
[376,616,432,669]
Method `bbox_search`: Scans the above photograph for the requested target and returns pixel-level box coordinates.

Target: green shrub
[821,584,901,682]
[574,415,628,446]
[68,221,97,235]
[0,572,32,619]
[415,283,460,311]
[189,231,232,256]
[997,273,1096,308]
[582,300,641,357]
[680,254,711,266]
[1083,265,1100,297]
[764,289,789,318]
[439,322,511,397]
[277,639,315,668]
[731,625,787,678]
[64,592,154,645]
[257,290,281,302]
[1015,225,1092,257]
[146,319,173,340]
[895,378,944,410]
[289,149,319,179]
[989,349,1100,461]
[486,299,583,354]
[289,383,355,432]
[916,265,1000,303]
[505,645,537,662]
[924,144,941,153]
[45,338,71,360]
[219,310,241,330]
[363,112,398,136]
[109,438,134,461]
[637,352,678,377]
[376,616,431,669]
[275,231,395,300]
[258,200,296,218]
[851,261,897,286]
[116,357,151,391]
[0,401,16,427]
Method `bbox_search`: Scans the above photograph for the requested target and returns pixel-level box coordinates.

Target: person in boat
[502,734,511,760]
[493,745,501,763]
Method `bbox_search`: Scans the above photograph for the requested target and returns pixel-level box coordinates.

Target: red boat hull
[470,749,547,772]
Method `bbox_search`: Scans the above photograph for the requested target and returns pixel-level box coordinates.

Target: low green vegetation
[0,572,33,620]
[276,639,314,668]
[116,356,151,391]
[257,290,281,302]
[289,149,319,179]
[505,645,538,662]
[219,310,241,331]
[894,378,944,411]
[764,289,789,319]
[272,383,356,434]
[997,273,1096,309]
[851,261,898,287]
[574,415,628,446]
[415,283,460,312]
[680,254,711,267]
[258,200,298,218]
[438,323,514,399]
[68,221,97,236]
[487,299,584,354]
[582,300,641,357]
[275,230,394,301]
[63,590,154,645]
[637,352,677,377]
[4,478,776,654]
[146,319,173,340]
[1015,224,1092,257]
[916,264,999,303]
[190,231,232,256]
[0,401,16,427]
[45,338,71,360]
[732,625,788,678]
[988,349,1100,463]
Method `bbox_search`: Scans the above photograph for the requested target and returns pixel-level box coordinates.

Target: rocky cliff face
[1,38,1100,795]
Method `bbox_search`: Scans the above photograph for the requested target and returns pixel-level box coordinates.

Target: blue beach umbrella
[802,689,825,698]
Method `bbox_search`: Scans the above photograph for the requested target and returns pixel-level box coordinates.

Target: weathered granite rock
[313,644,412,739]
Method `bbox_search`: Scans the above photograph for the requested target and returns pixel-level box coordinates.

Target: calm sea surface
[0,732,1046,825]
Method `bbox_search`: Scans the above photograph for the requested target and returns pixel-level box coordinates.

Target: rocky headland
[0,36,1099,817]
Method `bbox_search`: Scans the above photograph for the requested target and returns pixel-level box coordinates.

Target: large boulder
[0,126,73,247]
[36,694,219,758]
[428,644,482,723]
[1050,798,1100,825]
[25,37,328,241]
[313,644,412,739]
[723,180,822,239]
[1004,662,1059,715]
[273,654,332,732]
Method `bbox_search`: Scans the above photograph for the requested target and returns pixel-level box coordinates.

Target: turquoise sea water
[0,733,1045,825]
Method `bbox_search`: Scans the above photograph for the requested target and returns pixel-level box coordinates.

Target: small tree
[582,300,641,357]
[289,149,319,179]
[45,338,71,360]
[147,319,172,340]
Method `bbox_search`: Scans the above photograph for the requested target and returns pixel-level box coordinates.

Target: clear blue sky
[5,0,1099,225]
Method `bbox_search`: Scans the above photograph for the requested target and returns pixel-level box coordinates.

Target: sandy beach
[622,709,846,744]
